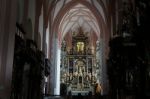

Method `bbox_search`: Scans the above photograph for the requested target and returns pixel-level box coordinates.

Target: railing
[15,23,25,39]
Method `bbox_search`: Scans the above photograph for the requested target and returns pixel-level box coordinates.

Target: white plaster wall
[53,0,64,21]
[24,19,33,40]
[111,16,113,37]
[0,0,7,73]
[46,22,50,58]
[87,0,92,3]
[28,0,35,40]
[116,0,119,32]
[0,0,17,98]
[102,0,107,8]
[17,0,24,23]
[38,6,44,50]
[93,0,106,23]
[66,0,72,4]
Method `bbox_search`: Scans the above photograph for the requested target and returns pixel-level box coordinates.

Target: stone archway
[48,0,110,95]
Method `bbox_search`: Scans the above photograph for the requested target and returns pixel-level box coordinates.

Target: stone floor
[44,95,150,99]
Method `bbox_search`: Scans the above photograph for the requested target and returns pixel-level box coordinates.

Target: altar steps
[44,95,107,99]
[44,96,64,99]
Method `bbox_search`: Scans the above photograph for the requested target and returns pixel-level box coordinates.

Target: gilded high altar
[60,29,99,95]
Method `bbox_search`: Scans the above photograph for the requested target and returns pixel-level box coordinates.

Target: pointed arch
[51,0,109,47]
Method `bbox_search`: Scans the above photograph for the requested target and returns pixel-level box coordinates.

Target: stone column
[96,39,109,95]
[53,37,61,95]
[101,39,109,95]
[49,36,61,95]
[96,40,102,83]
[49,37,56,95]
[0,0,17,99]
[54,41,61,95]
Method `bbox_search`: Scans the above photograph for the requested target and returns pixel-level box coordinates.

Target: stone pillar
[101,39,109,95]
[96,39,109,95]
[49,36,61,95]
[96,40,102,84]
[54,40,61,95]
[48,37,55,95]
[0,0,17,99]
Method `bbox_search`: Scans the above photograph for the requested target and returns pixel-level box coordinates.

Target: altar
[71,91,90,96]
[60,27,100,96]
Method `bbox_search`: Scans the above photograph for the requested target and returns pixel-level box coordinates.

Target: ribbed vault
[49,0,109,48]
[59,4,100,39]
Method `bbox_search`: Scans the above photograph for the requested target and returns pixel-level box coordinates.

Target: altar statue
[95,83,102,95]
[77,42,84,54]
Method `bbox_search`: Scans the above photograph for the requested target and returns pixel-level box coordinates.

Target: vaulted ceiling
[59,4,100,38]
[47,0,110,48]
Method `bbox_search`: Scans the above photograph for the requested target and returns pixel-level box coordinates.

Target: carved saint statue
[77,42,84,54]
